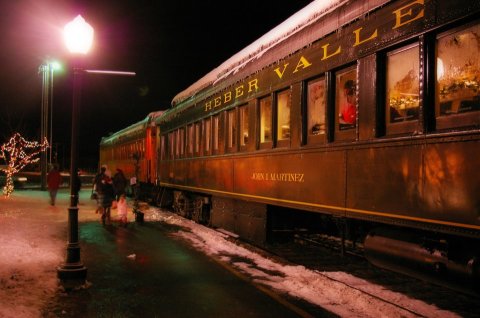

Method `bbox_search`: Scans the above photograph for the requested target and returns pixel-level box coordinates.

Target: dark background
[0,0,312,170]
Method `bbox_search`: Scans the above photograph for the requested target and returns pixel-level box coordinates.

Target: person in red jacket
[47,165,62,206]
[339,79,357,129]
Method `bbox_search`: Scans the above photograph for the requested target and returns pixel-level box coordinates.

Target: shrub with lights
[0,133,49,197]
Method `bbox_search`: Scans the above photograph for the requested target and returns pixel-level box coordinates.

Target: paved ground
[2,189,323,318]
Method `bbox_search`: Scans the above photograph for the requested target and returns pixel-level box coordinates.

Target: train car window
[239,104,249,149]
[175,128,184,158]
[385,43,420,135]
[436,22,480,130]
[180,127,185,157]
[276,89,291,147]
[187,124,194,156]
[212,114,219,154]
[195,122,202,156]
[175,130,180,158]
[259,96,272,149]
[307,77,326,144]
[160,135,166,160]
[335,66,357,141]
[227,108,237,153]
[168,132,174,160]
[204,117,211,155]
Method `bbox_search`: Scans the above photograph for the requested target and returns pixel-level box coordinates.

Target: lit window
[227,109,237,149]
[181,128,186,156]
[195,122,201,154]
[239,105,249,147]
[168,133,175,159]
[336,68,357,131]
[277,90,291,141]
[308,78,326,137]
[213,115,219,151]
[260,96,272,143]
[161,135,166,160]
[187,124,194,155]
[204,118,211,153]
[436,24,480,117]
[386,44,420,124]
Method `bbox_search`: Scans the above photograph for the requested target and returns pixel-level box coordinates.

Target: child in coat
[117,194,128,226]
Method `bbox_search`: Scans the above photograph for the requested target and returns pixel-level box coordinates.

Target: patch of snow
[145,206,461,318]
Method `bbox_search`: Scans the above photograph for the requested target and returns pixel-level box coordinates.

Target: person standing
[101,176,115,225]
[112,168,127,199]
[93,166,106,214]
[339,79,357,127]
[47,165,62,206]
[116,194,128,227]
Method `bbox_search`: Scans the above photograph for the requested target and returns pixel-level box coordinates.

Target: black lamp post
[57,15,93,289]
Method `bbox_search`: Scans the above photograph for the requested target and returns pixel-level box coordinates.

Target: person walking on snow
[47,165,62,206]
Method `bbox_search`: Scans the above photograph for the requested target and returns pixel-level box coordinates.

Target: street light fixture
[57,14,93,289]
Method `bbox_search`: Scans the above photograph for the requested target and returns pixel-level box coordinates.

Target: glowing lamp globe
[64,15,94,54]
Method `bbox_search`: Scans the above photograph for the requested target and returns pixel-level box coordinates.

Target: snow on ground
[0,189,99,318]
[0,190,460,318]
[145,206,460,318]
[0,190,66,318]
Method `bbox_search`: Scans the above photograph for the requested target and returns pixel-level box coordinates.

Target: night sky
[0,0,312,169]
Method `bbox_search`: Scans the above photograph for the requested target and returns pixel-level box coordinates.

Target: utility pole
[39,64,50,191]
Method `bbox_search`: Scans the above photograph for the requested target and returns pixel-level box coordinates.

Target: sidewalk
[0,188,457,318]
[0,189,100,318]
[0,190,313,318]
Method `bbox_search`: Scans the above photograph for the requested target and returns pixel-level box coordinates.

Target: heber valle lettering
[251,172,305,183]
[272,0,424,79]
[203,0,425,113]
[204,79,259,112]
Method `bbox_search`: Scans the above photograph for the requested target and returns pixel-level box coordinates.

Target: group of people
[92,165,129,226]
[47,164,130,226]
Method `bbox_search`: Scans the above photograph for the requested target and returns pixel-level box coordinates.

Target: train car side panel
[164,158,234,192]
[233,152,346,214]
[346,138,480,232]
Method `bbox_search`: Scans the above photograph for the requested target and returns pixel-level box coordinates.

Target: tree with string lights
[0,133,49,197]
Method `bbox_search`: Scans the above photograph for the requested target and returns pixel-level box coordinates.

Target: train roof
[171,0,388,107]
[100,110,164,146]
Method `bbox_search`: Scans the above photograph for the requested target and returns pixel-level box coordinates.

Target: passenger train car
[102,0,480,285]
[99,111,163,186]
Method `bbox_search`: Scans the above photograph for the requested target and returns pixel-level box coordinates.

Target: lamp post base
[134,209,144,222]
[57,263,87,290]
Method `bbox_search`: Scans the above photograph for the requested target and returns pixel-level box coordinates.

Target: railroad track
[262,233,480,318]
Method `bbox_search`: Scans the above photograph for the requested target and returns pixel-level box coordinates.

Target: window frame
[384,42,421,136]
[194,121,202,156]
[305,76,327,146]
[435,21,480,131]
[258,95,273,150]
[334,65,358,141]
[212,114,220,155]
[239,103,249,152]
[203,117,212,156]
[226,107,238,153]
[275,88,292,148]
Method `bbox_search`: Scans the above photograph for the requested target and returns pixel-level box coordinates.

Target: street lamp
[57,15,93,289]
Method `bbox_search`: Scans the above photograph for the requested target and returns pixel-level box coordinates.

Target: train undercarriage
[142,185,479,295]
